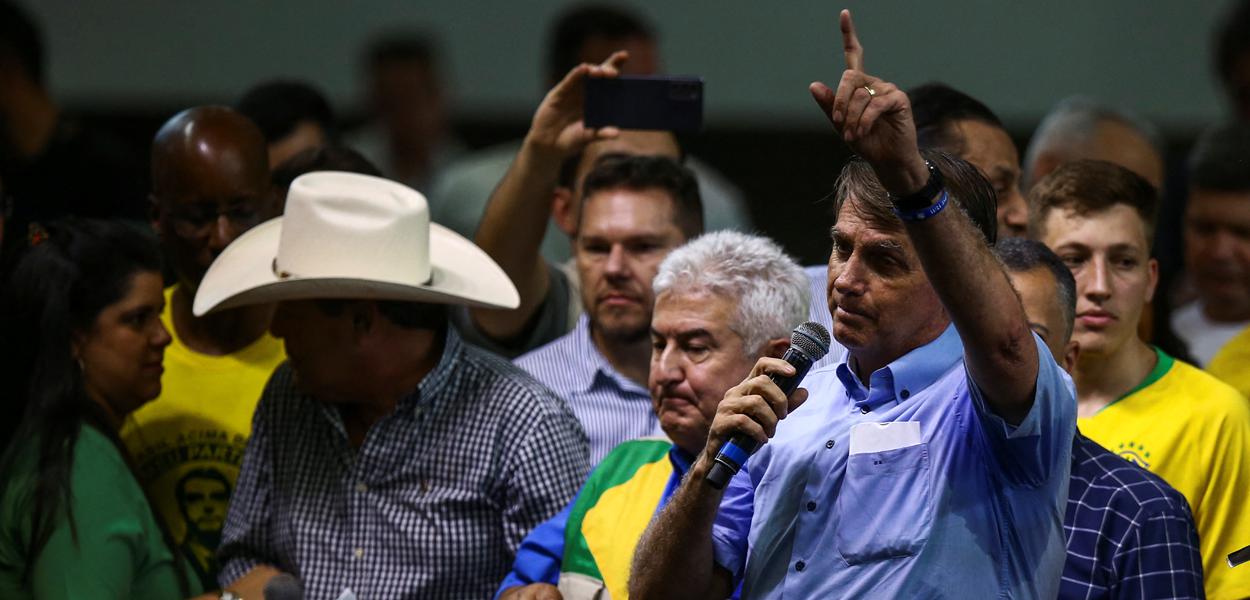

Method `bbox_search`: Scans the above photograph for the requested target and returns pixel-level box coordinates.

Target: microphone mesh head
[790,321,831,360]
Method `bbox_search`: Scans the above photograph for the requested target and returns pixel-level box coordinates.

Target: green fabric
[1098,346,1176,414]
[0,425,201,599]
[562,438,672,580]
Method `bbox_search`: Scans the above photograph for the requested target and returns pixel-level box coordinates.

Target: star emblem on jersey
[1116,441,1151,469]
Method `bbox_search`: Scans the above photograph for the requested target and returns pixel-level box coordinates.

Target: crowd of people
[1,1,1250,599]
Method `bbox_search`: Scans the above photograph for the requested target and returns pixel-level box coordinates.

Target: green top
[0,425,202,599]
[1117,346,1175,402]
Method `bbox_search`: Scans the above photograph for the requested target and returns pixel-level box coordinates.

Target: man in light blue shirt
[631,11,1076,599]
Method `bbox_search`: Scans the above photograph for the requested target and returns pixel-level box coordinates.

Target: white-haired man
[192,172,589,599]
[496,231,809,600]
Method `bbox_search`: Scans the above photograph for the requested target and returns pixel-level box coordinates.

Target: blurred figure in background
[910,82,1029,239]
[236,79,338,171]
[431,3,751,264]
[120,106,285,591]
[348,31,464,194]
[270,144,382,201]
[1215,0,1250,121]
[1172,122,1250,366]
[0,219,199,597]
[0,0,146,265]
[1023,97,1165,191]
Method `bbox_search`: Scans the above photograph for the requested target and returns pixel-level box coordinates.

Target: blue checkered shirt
[217,328,590,599]
[515,315,659,465]
[1062,433,1203,599]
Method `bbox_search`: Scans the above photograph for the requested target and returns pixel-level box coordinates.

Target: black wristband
[889,160,944,211]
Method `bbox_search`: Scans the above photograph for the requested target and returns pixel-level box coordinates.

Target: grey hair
[652,231,809,354]
[1022,96,1164,188]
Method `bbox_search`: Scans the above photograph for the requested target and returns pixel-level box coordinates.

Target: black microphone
[706,321,831,489]
[263,574,304,600]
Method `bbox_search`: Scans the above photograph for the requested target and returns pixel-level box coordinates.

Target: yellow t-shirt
[1208,325,1250,399]
[119,285,286,590]
[1078,348,1250,600]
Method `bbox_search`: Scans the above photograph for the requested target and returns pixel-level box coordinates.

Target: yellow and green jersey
[1207,325,1250,399]
[1078,348,1250,600]
[561,438,676,600]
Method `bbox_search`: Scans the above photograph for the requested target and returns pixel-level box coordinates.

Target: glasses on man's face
[168,202,265,239]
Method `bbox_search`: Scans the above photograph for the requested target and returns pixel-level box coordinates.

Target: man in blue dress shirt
[631,11,1076,599]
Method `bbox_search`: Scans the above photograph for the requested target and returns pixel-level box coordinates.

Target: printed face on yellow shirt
[1037,204,1158,359]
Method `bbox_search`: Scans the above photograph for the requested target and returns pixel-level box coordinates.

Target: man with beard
[515,152,703,465]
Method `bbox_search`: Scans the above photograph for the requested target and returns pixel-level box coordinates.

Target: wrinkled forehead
[652,290,740,336]
[832,196,911,247]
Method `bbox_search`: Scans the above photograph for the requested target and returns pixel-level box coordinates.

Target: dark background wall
[20,0,1242,264]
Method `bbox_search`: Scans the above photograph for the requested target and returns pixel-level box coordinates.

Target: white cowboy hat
[192,171,519,316]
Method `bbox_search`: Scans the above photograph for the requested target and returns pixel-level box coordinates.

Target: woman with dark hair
[0,219,201,598]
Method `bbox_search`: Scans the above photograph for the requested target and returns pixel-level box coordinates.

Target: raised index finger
[841,9,863,72]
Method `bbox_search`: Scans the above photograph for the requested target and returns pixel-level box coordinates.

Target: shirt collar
[400,325,464,414]
[835,324,962,412]
[570,315,647,396]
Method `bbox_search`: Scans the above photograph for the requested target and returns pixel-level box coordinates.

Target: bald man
[1022,97,1165,191]
[119,106,287,591]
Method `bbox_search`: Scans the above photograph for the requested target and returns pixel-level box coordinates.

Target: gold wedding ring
[864,85,877,97]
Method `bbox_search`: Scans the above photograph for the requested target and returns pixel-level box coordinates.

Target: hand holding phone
[585,75,704,132]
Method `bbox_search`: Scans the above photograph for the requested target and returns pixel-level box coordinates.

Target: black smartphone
[584,75,704,132]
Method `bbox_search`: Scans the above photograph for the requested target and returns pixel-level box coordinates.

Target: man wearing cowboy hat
[196,171,590,599]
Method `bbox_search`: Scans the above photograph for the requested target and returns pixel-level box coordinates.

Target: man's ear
[1061,339,1080,374]
[552,187,577,237]
[1145,257,1159,303]
[763,337,790,359]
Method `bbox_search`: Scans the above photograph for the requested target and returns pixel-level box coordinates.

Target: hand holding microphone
[705,322,830,489]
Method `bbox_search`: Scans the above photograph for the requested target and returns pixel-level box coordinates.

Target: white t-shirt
[1170,302,1250,366]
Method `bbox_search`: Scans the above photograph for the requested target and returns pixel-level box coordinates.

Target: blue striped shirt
[515,315,660,465]
[1061,433,1203,599]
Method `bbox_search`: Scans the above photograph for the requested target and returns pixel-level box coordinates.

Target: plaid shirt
[217,328,590,599]
[515,315,659,465]
[1062,434,1203,599]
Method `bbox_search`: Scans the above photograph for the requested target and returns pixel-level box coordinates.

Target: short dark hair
[1028,159,1159,244]
[909,82,1004,152]
[0,0,44,85]
[579,153,703,239]
[546,4,654,84]
[1187,122,1250,192]
[1215,0,1250,88]
[364,31,438,74]
[994,237,1077,341]
[271,145,382,191]
[236,80,337,144]
[832,149,998,246]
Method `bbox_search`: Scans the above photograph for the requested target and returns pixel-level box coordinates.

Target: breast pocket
[835,443,932,564]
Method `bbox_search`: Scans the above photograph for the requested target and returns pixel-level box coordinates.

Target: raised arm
[471,53,625,341]
[811,10,1037,423]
